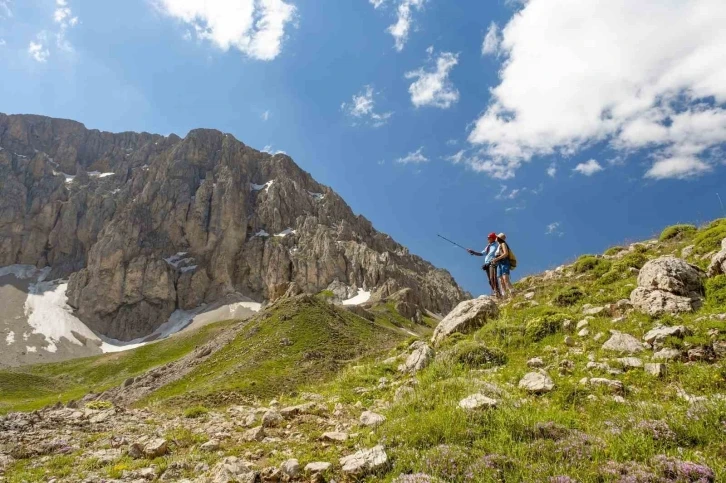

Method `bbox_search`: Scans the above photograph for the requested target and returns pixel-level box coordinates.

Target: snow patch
[26,346,37,353]
[251,180,274,192]
[5,331,14,345]
[342,289,372,306]
[88,171,115,178]
[254,230,270,238]
[180,265,197,274]
[164,252,194,269]
[308,191,325,201]
[275,228,296,237]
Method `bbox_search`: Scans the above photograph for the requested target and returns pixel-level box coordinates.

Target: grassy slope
[0,321,232,413]
[299,219,726,481]
[142,296,407,407]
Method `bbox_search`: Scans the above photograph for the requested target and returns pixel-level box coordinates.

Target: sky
[1,0,725,296]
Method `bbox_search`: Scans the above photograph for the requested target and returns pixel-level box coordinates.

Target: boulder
[242,426,266,442]
[630,257,705,316]
[360,411,386,427]
[588,378,625,394]
[458,394,498,410]
[644,363,666,377]
[431,296,499,345]
[527,357,544,368]
[143,439,168,458]
[518,371,554,394]
[616,357,643,371]
[200,440,220,452]
[398,343,434,374]
[321,431,349,442]
[707,238,726,277]
[653,348,683,361]
[340,445,389,476]
[601,331,645,354]
[211,457,257,483]
[262,410,283,428]
[304,462,332,474]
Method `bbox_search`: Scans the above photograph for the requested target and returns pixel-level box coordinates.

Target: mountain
[0,113,468,346]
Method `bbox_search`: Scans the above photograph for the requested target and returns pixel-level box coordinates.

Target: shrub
[573,255,611,276]
[183,405,209,419]
[553,286,584,307]
[693,219,726,256]
[597,270,622,286]
[450,340,507,367]
[617,252,648,270]
[422,444,472,481]
[526,313,568,342]
[604,246,625,256]
[705,275,726,308]
[659,224,697,242]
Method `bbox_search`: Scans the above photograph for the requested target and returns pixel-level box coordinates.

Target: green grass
[141,296,407,407]
[692,218,726,256]
[659,224,697,242]
[0,321,229,413]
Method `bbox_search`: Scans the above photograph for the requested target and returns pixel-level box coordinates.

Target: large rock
[602,331,645,354]
[0,113,469,341]
[707,238,726,277]
[458,394,498,410]
[431,296,499,345]
[630,257,705,316]
[340,445,389,476]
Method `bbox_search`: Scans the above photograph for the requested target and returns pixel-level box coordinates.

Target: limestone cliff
[0,113,468,340]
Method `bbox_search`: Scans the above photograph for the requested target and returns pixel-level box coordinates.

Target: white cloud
[645,156,711,180]
[573,159,603,176]
[341,85,393,127]
[546,222,563,236]
[261,110,270,121]
[467,0,726,180]
[386,0,424,52]
[0,39,6,46]
[395,147,428,164]
[0,0,11,19]
[370,0,385,8]
[28,41,49,62]
[54,0,79,51]
[482,22,500,56]
[446,139,458,146]
[155,0,297,61]
[495,185,520,200]
[546,163,556,178]
[405,51,459,109]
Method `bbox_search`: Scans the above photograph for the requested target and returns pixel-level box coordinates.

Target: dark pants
[485,264,501,296]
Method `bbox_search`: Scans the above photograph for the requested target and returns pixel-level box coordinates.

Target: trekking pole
[437,234,469,252]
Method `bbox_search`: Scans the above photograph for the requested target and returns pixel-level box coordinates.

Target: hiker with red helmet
[467,233,502,298]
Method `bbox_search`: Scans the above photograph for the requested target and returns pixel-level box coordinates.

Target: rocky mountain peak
[0,113,468,341]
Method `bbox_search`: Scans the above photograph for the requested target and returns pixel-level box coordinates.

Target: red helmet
[488,232,497,240]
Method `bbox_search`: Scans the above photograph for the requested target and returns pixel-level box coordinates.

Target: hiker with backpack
[492,233,516,297]
[467,233,502,298]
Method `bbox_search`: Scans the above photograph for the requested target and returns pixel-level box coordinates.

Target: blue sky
[1,0,725,295]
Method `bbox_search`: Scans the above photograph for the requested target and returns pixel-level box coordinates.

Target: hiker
[492,233,515,297]
[467,233,502,298]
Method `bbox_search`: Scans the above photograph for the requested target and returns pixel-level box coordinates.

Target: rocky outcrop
[707,238,726,277]
[630,257,705,317]
[0,113,468,340]
[431,296,499,345]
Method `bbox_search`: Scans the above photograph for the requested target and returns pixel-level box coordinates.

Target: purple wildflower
[634,420,677,442]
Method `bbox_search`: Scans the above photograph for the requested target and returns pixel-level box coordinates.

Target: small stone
[518,371,555,394]
[242,426,266,442]
[143,439,168,458]
[321,431,349,442]
[305,462,332,473]
[602,331,645,354]
[201,440,220,452]
[563,320,573,332]
[139,467,156,480]
[643,325,691,345]
[578,328,590,337]
[616,357,643,371]
[576,319,590,330]
[613,395,626,403]
[340,445,388,476]
[653,348,682,361]
[458,394,498,410]
[589,378,625,394]
[564,336,575,347]
[593,332,605,342]
[527,357,544,368]
[644,363,666,377]
[359,411,386,427]
[583,306,605,316]
[524,292,535,300]
[280,459,300,479]
[262,410,284,428]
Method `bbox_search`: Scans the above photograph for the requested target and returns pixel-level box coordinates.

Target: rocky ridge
[0,113,467,340]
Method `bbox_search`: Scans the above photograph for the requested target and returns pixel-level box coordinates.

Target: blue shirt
[482,242,499,264]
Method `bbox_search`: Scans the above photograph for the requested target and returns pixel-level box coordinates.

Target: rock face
[630,257,705,317]
[431,296,499,345]
[0,114,468,340]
